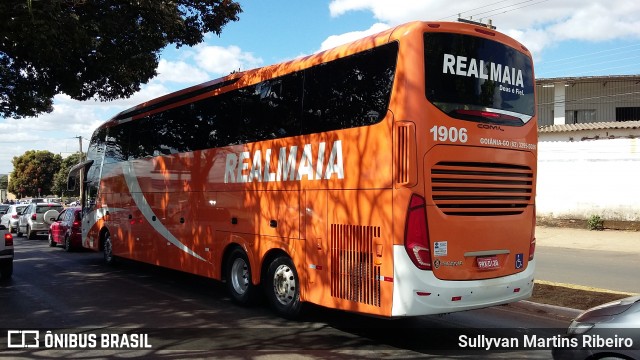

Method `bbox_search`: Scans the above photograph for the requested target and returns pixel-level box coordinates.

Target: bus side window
[301,42,397,135]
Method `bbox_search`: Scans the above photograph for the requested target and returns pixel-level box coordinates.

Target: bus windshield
[424,32,535,126]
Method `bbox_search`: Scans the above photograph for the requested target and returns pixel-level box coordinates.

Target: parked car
[18,203,64,240]
[0,224,14,280]
[552,296,640,360]
[0,204,28,233]
[0,204,9,215]
[48,207,83,251]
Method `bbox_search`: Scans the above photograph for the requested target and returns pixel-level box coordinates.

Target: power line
[537,91,640,106]
[467,0,537,19]
[537,43,640,77]
[541,43,640,65]
[469,0,551,20]
[541,54,640,76]
[437,0,514,20]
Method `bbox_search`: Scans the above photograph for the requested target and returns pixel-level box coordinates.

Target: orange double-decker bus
[70,20,537,318]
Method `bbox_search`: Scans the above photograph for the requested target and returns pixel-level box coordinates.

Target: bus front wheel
[265,256,301,318]
[226,248,258,305]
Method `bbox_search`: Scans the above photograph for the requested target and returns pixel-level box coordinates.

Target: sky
[1,0,639,175]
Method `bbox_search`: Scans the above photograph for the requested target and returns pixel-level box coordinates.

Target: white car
[0,204,28,233]
[18,203,63,239]
[0,224,14,279]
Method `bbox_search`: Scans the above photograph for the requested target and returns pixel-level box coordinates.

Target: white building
[537,75,640,126]
[536,75,640,223]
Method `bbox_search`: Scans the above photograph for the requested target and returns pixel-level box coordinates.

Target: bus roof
[99,21,531,133]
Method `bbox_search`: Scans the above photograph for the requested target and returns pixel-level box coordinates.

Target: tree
[0,0,242,118]
[8,150,62,198]
[51,152,83,197]
[0,175,7,190]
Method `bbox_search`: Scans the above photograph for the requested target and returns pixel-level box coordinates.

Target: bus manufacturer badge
[434,259,463,269]
[434,241,447,257]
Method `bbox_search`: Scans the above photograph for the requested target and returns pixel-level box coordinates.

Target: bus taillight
[528,238,536,261]
[404,194,431,270]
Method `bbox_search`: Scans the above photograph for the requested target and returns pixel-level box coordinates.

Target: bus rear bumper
[391,246,535,317]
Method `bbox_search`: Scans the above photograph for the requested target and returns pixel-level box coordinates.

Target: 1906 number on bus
[429,125,468,143]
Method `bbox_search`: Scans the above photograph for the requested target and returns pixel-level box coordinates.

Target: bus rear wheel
[226,248,258,305]
[103,232,115,265]
[265,256,301,318]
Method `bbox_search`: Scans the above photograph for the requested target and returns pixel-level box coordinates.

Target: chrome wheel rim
[273,264,296,306]
[230,257,249,295]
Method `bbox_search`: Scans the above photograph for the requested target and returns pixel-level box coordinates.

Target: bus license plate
[477,256,500,270]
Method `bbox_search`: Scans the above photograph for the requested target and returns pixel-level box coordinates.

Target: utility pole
[77,135,83,159]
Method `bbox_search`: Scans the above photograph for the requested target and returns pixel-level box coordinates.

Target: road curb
[508,300,582,320]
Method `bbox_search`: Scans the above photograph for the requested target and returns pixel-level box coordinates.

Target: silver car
[552,296,640,360]
[0,204,28,233]
[18,203,63,239]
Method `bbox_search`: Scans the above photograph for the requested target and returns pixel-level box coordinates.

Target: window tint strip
[100,42,399,162]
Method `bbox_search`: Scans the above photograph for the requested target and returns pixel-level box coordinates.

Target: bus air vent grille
[431,161,533,216]
[330,224,381,307]
[396,125,410,184]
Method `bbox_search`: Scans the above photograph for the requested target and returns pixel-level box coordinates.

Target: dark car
[48,207,83,251]
[552,296,640,360]
[0,224,14,279]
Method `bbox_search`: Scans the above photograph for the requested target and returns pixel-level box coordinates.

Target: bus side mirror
[67,176,77,191]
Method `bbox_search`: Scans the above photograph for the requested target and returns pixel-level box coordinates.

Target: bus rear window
[424,32,535,126]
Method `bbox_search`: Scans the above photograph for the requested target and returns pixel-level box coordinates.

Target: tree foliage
[0,175,7,190]
[8,150,63,197]
[0,0,242,118]
[51,152,83,197]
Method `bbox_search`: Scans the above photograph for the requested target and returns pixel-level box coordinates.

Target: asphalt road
[535,245,639,293]
[1,235,576,359]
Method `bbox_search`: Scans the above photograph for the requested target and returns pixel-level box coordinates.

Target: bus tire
[103,232,116,265]
[265,256,301,319]
[226,248,258,305]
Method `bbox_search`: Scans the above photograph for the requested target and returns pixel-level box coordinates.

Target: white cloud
[329,0,430,23]
[194,45,263,75]
[318,23,391,52]
[0,42,266,174]
[328,0,640,55]
[0,80,175,174]
[156,59,210,84]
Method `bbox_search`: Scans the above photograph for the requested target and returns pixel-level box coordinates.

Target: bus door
[303,190,329,305]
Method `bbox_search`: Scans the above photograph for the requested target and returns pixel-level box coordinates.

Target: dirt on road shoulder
[530,280,637,310]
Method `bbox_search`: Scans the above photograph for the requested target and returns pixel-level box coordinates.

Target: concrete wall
[537,138,640,221]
